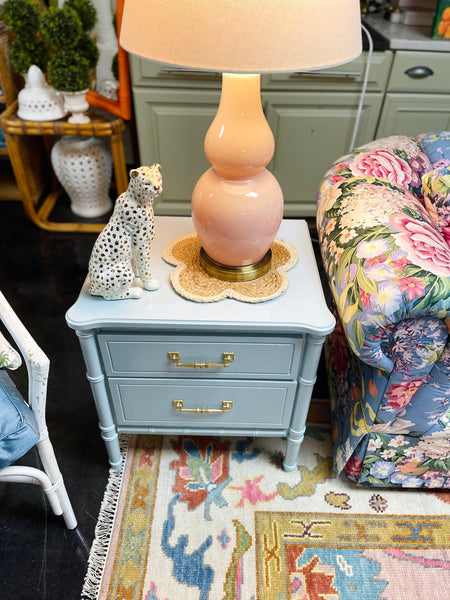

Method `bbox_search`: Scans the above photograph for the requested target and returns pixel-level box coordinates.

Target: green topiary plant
[1,0,49,74]
[111,53,119,81]
[1,0,99,91]
[1,0,40,36]
[77,32,100,70]
[41,5,83,50]
[47,50,91,93]
[9,35,49,74]
[41,1,99,92]
[64,0,97,33]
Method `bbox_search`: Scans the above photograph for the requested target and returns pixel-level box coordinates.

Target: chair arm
[317,177,450,372]
[0,291,49,425]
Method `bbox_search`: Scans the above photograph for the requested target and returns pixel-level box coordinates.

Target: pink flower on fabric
[390,214,450,276]
[345,455,363,478]
[331,175,346,183]
[384,378,425,411]
[391,255,411,272]
[360,289,371,308]
[398,277,426,300]
[351,149,412,188]
[366,254,388,267]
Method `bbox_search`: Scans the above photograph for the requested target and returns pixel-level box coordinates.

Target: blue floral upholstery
[317,132,450,489]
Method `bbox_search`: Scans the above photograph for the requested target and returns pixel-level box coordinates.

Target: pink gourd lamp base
[191,73,283,273]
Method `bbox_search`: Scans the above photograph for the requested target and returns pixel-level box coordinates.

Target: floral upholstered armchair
[317,132,450,489]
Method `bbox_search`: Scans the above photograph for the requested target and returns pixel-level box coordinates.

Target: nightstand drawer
[109,378,296,429]
[98,334,302,380]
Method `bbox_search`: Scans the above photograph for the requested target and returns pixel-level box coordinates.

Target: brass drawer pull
[173,400,233,414]
[168,351,234,369]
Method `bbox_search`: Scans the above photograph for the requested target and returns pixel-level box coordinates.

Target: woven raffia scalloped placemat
[162,233,298,303]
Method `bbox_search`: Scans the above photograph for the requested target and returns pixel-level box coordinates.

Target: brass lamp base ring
[199,247,272,282]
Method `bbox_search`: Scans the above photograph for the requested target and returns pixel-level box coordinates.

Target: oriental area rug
[81,401,450,600]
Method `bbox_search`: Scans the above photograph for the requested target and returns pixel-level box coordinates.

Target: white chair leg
[36,437,78,529]
[0,466,62,517]
[53,482,78,529]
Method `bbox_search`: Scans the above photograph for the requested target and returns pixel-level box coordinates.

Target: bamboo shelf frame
[1,100,128,232]
[0,23,47,204]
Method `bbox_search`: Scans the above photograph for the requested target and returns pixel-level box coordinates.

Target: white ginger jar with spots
[51,136,113,218]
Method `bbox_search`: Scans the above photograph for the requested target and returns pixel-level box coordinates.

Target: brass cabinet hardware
[172,400,233,414]
[168,351,234,369]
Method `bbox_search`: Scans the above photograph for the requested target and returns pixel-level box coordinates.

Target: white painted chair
[0,290,77,529]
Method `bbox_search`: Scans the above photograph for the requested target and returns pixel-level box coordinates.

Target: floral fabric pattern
[422,165,450,245]
[317,133,450,489]
[0,332,21,370]
[416,130,450,168]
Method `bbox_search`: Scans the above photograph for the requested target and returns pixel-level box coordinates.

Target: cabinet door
[264,92,384,216]
[133,88,220,216]
[376,93,450,139]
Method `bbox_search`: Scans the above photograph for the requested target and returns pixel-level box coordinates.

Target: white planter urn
[51,136,113,218]
[62,89,90,124]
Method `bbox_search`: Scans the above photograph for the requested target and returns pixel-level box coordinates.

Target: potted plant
[1,0,67,121]
[1,0,99,123]
[1,0,49,76]
[41,0,99,123]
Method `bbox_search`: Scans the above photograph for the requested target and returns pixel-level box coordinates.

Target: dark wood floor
[0,198,329,600]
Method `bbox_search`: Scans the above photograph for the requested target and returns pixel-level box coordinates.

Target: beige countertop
[364,13,450,52]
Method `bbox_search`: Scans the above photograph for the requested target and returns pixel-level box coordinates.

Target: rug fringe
[81,435,130,600]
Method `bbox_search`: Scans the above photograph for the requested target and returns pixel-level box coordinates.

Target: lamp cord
[348,23,373,152]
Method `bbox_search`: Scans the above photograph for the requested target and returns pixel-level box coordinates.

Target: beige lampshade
[120,0,362,73]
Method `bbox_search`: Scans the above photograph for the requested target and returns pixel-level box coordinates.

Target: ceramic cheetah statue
[88,164,162,300]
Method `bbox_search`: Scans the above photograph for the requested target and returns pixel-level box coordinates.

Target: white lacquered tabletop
[66,217,335,336]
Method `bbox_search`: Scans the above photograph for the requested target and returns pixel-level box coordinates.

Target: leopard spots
[88,165,162,300]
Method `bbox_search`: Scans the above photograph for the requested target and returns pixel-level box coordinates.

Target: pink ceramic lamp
[121,0,362,280]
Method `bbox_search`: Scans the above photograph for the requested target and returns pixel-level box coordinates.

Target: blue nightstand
[66,217,334,471]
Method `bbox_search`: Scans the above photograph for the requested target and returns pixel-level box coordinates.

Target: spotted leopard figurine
[88,164,162,300]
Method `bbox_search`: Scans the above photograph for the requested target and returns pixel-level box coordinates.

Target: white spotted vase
[51,136,113,218]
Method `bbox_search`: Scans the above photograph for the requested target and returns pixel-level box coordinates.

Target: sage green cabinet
[130,51,393,217]
[376,51,450,138]
[376,94,450,138]
[264,92,383,215]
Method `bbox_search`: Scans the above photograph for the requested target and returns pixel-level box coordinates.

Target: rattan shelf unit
[1,100,128,232]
